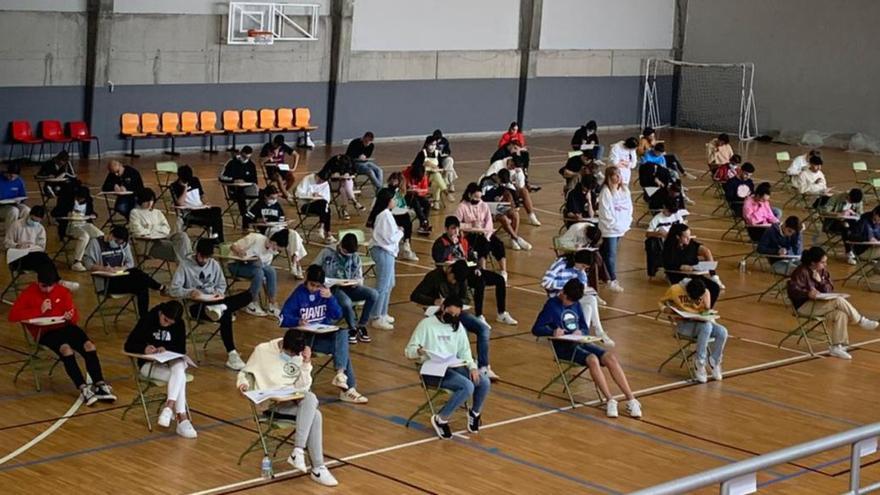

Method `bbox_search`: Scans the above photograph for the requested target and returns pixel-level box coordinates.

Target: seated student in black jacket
[638,153,673,211]
[319,154,363,218]
[171,165,225,242]
[662,223,724,302]
[102,160,144,219]
[570,120,603,159]
[559,151,602,196]
[564,175,597,227]
[849,206,880,261]
[37,150,76,198]
[260,135,299,201]
[724,162,756,216]
[220,146,260,228]
[123,301,197,438]
[645,196,687,278]
[247,185,286,234]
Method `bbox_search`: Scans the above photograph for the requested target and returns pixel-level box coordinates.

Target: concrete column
[670,0,688,125]
[326,0,354,145]
[84,0,113,157]
[516,0,542,127]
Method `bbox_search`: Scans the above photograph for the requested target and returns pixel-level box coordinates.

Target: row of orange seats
[120,108,317,157]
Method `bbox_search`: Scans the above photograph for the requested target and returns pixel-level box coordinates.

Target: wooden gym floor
[0,129,879,494]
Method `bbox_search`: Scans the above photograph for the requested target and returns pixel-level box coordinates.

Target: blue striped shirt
[541,258,588,297]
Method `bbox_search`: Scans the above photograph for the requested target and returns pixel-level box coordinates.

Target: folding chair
[220,182,256,230]
[738,224,771,270]
[13,325,61,392]
[536,338,602,407]
[779,295,831,355]
[83,272,140,335]
[405,363,459,428]
[121,355,193,431]
[154,161,179,211]
[237,372,299,466]
[772,151,792,188]
[841,244,880,292]
[97,191,134,229]
[1,265,35,305]
[329,176,362,219]
[181,299,223,363]
[656,311,715,380]
[291,196,323,240]
[337,228,375,278]
[720,201,746,241]
[852,161,878,192]
[755,255,795,302]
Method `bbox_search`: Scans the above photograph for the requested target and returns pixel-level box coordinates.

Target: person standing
[597,166,632,293]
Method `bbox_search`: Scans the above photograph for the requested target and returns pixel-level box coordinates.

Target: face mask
[279,351,293,363]
[266,198,277,206]
[441,312,460,328]
[469,199,480,205]
[426,145,437,153]
[241,155,251,162]
[26,218,38,227]
[587,129,595,135]
[109,240,120,249]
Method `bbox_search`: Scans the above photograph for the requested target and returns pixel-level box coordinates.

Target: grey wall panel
[0,85,85,148]
[333,79,519,142]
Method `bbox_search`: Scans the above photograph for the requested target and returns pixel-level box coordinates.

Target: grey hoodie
[169,254,227,298]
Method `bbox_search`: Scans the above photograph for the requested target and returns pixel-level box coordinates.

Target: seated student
[5,206,80,292]
[123,301,196,438]
[786,149,821,177]
[37,150,76,198]
[481,168,531,246]
[556,221,610,298]
[637,126,657,159]
[532,279,641,418]
[541,250,613,346]
[564,175,598,225]
[0,162,30,228]
[169,239,252,371]
[432,216,517,326]
[413,135,453,208]
[820,188,864,265]
[402,160,434,235]
[559,150,603,196]
[9,265,116,405]
[220,146,260,228]
[792,155,828,196]
[280,265,368,403]
[295,170,336,243]
[101,160,143,219]
[724,162,756,214]
[229,230,288,318]
[411,260,498,380]
[758,215,803,275]
[707,133,734,174]
[570,120,602,159]
[712,153,741,183]
[645,197,687,278]
[497,121,531,170]
[129,188,171,239]
[313,233,378,344]
[663,223,725,297]
[609,137,638,185]
[432,129,458,192]
[659,277,728,383]
[247,185,286,232]
[457,183,515,280]
[366,172,419,261]
[260,135,299,201]
[318,154,362,218]
[83,225,165,317]
[787,246,878,360]
[54,185,101,272]
[345,131,384,190]
[850,206,880,261]
[237,330,339,487]
[484,153,541,226]
[638,145,674,210]
[405,297,490,439]
[171,165,225,243]
[742,182,782,227]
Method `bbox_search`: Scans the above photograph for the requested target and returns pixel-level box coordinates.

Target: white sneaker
[205,304,225,322]
[847,252,858,265]
[516,237,533,250]
[685,172,698,180]
[158,407,173,428]
[626,399,643,418]
[829,345,852,360]
[385,315,396,324]
[71,261,86,272]
[500,271,508,284]
[310,466,339,487]
[400,242,419,261]
[527,212,541,226]
[476,314,492,329]
[711,363,723,381]
[287,448,307,473]
[606,398,619,418]
[608,280,624,293]
[268,304,281,318]
[371,316,394,330]
[244,303,267,317]
[226,350,246,371]
[694,364,708,383]
[292,263,304,279]
[710,274,726,290]
[339,388,368,404]
[510,238,522,250]
[859,317,879,330]
[175,419,198,439]
[59,280,80,292]
[597,296,607,306]
[331,371,349,390]
[496,311,518,325]
[305,136,316,149]
[483,366,500,381]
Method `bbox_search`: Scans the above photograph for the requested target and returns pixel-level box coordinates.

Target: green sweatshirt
[405,314,477,370]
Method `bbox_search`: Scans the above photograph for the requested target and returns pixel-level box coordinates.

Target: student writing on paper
[260,135,299,201]
[128,189,171,239]
[757,216,803,275]
[405,296,490,440]
[638,143,675,210]
[495,121,531,171]
[792,154,828,197]
[787,247,878,360]
[412,135,453,207]
[171,165,225,243]
[559,150,603,197]
[432,129,458,192]
[531,280,641,419]
[9,265,116,406]
[279,264,368,404]
[660,278,728,383]
[556,221,610,295]
[786,149,820,177]
[0,162,30,227]
[344,131,384,190]
[313,233,377,344]
[124,301,197,438]
[849,206,880,262]
[820,188,864,265]
[102,160,143,219]
[318,154,364,218]
[36,150,76,198]
[564,176,598,226]
[169,239,253,371]
[219,146,260,225]
[83,225,165,317]
[707,133,734,175]
[403,159,435,236]
[237,329,338,487]
[645,197,688,278]
[247,185,286,233]
[662,224,725,299]
[723,162,756,216]
[458,181,518,276]
[53,184,102,272]
[483,151,541,227]
[570,120,602,158]
[294,171,335,243]
[229,230,289,319]
[4,206,69,283]
[742,182,783,228]
[541,250,613,346]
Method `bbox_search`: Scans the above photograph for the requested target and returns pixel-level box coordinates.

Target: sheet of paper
[26,316,66,326]
[552,334,602,344]
[568,151,583,158]
[146,350,197,367]
[423,305,471,316]
[325,277,358,287]
[815,292,850,300]
[6,247,34,264]
[580,144,596,151]
[644,186,660,197]
[670,306,719,322]
[694,261,718,272]
[277,163,290,171]
[420,350,462,377]
[244,386,304,404]
[298,323,339,333]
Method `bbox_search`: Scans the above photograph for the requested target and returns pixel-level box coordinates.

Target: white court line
[0,395,83,465]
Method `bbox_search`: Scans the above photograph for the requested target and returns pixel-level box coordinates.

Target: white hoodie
[609,141,637,184]
[597,185,633,238]
[793,168,827,195]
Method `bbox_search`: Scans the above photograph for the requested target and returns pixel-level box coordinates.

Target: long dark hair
[662,223,690,256]
[366,188,396,228]
[461,182,480,203]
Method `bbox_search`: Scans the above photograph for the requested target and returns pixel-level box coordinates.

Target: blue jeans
[460,312,490,368]
[593,144,605,161]
[600,236,620,281]
[310,329,356,388]
[355,160,383,189]
[423,366,490,419]
[677,320,728,366]
[771,206,783,221]
[333,284,377,330]
[369,246,395,317]
[229,261,277,301]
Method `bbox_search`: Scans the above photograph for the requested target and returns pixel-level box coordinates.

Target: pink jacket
[742,196,779,226]
[455,201,494,238]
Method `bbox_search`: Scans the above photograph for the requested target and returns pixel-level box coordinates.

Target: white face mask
[426,145,437,153]
[266,198,278,206]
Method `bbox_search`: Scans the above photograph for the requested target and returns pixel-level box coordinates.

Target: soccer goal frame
[641,58,759,141]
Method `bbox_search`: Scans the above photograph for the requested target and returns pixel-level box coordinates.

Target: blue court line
[722,388,862,427]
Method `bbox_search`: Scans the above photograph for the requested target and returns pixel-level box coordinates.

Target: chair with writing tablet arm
[778,293,831,356]
[404,362,466,428]
[657,304,717,380]
[237,371,300,468]
[84,270,139,335]
[121,352,194,432]
[13,324,62,392]
[535,335,603,408]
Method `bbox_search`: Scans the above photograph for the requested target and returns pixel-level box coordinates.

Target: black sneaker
[81,386,98,406]
[528,184,542,192]
[467,409,481,434]
[348,329,358,345]
[431,415,452,440]
[356,325,372,343]
[94,383,117,402]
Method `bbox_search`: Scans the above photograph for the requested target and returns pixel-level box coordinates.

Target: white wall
[0,0,85,12]
[351,0,519,51]
[114,0,330,15]
[540,0,674,50]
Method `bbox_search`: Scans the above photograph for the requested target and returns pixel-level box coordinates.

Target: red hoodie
[498,131,526,149]
[9,283,79,339]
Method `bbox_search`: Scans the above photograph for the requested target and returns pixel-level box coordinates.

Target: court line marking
[0,395,83,466]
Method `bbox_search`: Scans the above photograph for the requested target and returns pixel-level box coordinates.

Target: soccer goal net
[641,59,759,141]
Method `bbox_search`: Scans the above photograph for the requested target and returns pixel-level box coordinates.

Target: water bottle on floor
[261,455,273,479]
